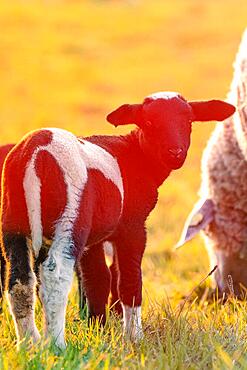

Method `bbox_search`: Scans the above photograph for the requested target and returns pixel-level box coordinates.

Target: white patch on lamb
[103,241,114,266]
[78,139,124,201]
[147,91,181,101]
[23,152,43,258]
[35,129,89,348]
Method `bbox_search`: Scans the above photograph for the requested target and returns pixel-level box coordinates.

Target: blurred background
[0,0,246,304]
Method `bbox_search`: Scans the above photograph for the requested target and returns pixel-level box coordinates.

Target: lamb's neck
[127,130,172,188]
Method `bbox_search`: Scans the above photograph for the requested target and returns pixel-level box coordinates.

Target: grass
[2,290,247,369]
[0,0,247,368]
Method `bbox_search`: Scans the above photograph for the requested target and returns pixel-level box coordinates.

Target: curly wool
[200,29,247,255]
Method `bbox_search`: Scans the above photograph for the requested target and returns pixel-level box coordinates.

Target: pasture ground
[0,1,247,368]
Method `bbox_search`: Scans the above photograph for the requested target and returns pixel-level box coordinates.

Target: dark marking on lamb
[34,243,49,296]
[2,233,34,320]
[3,233,31,290]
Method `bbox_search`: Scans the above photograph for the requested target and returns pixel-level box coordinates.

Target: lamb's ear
[175,199,214,249]
[190,100,235,122]
[106,104,142,127]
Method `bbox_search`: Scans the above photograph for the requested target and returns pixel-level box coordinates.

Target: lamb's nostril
[168,148,183,158]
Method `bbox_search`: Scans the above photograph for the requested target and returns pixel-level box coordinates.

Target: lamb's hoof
[54,337,66,351]
[124,326,144,343]
[17,331,41,350]
[33,328,41,344]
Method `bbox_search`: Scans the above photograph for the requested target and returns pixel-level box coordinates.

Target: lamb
[177,30,247,297]
[0,92,235,348]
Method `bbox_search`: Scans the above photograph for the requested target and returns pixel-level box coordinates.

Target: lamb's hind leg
[3,233,40,345]
[39,238,75,349]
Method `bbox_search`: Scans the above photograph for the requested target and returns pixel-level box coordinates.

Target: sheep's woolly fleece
[200,29,247,255]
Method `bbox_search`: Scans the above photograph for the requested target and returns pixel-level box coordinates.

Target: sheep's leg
[114,228,145,341]
[80,242,111,324]
[3,233,40,344]
[39,239,75,349]
[109,252,122,315]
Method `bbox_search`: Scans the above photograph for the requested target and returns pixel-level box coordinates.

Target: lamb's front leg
[114,227,145,341]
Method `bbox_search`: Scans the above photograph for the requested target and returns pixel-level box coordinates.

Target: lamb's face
[213,249,247,298]
[107,92,235,171]
[140,93,193,170]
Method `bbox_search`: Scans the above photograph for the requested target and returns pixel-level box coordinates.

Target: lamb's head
[107,92,235,170]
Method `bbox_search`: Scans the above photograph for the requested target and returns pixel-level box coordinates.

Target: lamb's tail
[228,28,247,109]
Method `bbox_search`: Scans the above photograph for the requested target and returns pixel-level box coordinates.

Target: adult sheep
[0,92,235,348]
[177,30,247,297]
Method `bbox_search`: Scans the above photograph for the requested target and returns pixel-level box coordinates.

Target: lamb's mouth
[168,155,187,170]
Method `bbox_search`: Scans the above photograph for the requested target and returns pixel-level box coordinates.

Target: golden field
[0,1,247,368]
